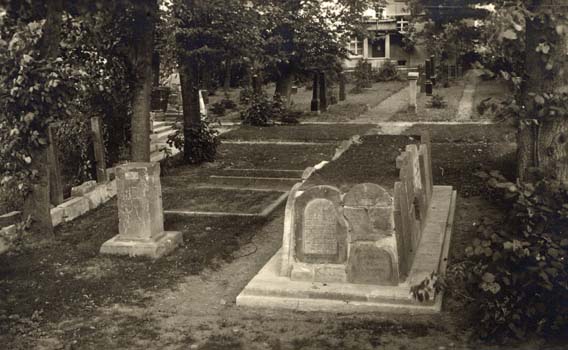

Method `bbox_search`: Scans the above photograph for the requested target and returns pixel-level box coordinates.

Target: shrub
[464,171,568,340]
[210,102,226,116]
[352,59,373,93]
[221,98,237,110]
[240,92,284,126]
[166,120,219,164]
[375,60,399,82]
[239,87,254,105]
[428,94,447,109]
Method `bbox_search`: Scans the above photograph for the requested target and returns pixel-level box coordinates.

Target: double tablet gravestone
[280,183,399,286]
[100,162,182,259]
[237,131,456,313]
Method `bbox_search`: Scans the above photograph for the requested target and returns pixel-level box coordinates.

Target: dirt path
[357,86,410,123]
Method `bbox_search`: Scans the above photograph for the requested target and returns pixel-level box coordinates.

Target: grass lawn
[205,80,406,123]
[162,187,284,213]
[3,121,564,350]
[214,143,336,170]
[221,124,376,142]
[403,122,517,143]
[389,80,466,121]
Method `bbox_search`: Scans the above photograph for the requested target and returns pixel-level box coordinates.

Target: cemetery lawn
[220,124,376,142]
[2,122,562,349]
[162,187,284,214]
[207,81,406,123]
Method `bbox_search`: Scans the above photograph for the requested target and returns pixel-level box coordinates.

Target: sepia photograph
[0,0,567,349]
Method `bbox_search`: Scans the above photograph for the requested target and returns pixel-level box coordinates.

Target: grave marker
[310,73,319,112]
[294,186,347,264]
[347,244,398,285]
[100,162,182,258]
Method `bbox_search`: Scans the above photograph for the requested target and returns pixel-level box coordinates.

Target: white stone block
[60,197,90,222]
[50,207,65,227]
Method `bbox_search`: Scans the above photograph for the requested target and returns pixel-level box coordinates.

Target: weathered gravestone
[100,162,182,259]
[238,131,456,313]
[344,183,398,285]
[407,72,419,112]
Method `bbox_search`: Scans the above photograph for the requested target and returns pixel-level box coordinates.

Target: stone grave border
[236,132,457,314]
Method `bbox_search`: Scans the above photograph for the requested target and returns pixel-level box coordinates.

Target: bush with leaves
[0,18,82,205]
[374,60,399,82]
[210,102,226,116]
[351,59,373,93]
[166,120,220,164]
[464,171,568,340]
[428,94,447,109]
[240,92,284,126]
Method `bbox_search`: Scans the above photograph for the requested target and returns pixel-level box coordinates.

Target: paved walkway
[456,70,481,121]
[356,86,410,123]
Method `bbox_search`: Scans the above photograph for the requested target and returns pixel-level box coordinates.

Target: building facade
[344,0,426,70]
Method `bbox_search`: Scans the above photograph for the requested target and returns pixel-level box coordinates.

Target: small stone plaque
[294,185,347,264]
[303,199,338,255]
[347,244,397,285]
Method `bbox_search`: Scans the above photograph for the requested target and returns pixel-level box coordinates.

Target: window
[371,37,386,58]
[396,17,409,33]
[348,37,363,56]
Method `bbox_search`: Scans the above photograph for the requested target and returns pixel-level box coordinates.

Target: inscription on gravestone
[303,199,338,255]
[348,245,396,285]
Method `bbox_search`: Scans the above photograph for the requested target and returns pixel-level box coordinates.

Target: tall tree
[130,0,158,162]
[256,0,374,106]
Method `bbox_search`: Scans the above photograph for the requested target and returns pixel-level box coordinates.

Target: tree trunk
[130,0,157,162]
[519,1,568,182]
[22,0,63,235]
[152,51,160,87]
[179,57,201,163]
[223,59,231,95]
[274,64,296,108]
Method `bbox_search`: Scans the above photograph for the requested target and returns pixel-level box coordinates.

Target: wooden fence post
[91,117,109,183]
[47,124,63,205]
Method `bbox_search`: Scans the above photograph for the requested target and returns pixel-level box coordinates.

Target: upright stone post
[339,72,346,101]
[47,124,64,206]
[100,162,182,259]
[424,60,433,96]
[91,117,109,183]
[310,72,320,113]
[407,72,419,113]
[252,74,262,95]
[319,72,328,112]
[430,55,436,85]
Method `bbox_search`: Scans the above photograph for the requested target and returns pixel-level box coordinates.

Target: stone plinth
[238,133,455,314]
[408,72,419,112]
[100,162,182,259]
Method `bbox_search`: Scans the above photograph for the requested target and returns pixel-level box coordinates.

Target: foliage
[166,119,220,164]
[240,92,286,127]
[0,17,82,198]
[374,60,399,82]
[351,59,373,93]
[464,171,568,340]
[210,102,226,116]
[239,87,255,106]
[410,272,444,303]
[428,94,447,109]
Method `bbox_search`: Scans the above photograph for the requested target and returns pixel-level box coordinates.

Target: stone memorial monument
[100,162,182,259]
[237,132,456,313]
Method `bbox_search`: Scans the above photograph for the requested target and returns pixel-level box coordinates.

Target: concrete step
[207,175,301,192]
[216,168,304,179]
[153,124,175,134]
[150,129,176,143]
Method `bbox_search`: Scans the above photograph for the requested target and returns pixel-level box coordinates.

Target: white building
[344,0,426,70]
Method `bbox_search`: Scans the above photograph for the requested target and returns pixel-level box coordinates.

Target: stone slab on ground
[100,231,183,259]
[236,185,456,314]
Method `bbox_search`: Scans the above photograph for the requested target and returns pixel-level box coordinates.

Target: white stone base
[236,186,456,314]
[100,231,183,259]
